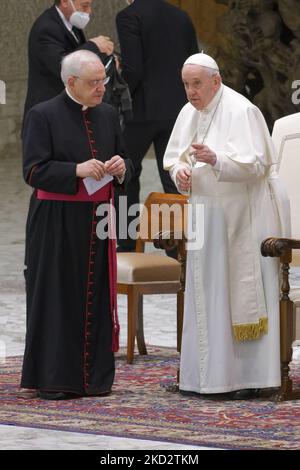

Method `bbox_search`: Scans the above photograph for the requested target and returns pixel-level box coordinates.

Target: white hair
[61,50,103,85]
[201,66,221,78]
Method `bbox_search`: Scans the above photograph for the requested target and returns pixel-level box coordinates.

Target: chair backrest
[272,112,300,240]
[135,192,188,252]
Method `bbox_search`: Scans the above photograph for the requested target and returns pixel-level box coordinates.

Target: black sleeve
[23,109,78,194]
[116,11,143,94]
[112,108,134,188]
[78,40,110,66]
[34,25,72,80]
[183,13,199,55]
[35,26,109,81]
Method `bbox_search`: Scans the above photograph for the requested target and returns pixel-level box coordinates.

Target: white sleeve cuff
[213,155,222,172]
[116,169,126,185]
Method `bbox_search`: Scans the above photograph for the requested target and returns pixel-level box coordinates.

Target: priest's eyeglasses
[73,76,110,88]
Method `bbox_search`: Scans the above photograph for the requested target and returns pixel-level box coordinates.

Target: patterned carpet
[1,347,300,450]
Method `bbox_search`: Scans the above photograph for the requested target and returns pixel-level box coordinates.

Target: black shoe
[87,390,112,397]
[230,388,260,400]
[180,390,235,400]
[37,390,78,400]
[97,390,111,396]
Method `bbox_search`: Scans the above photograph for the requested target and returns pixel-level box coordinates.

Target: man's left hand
[190,144,217,166]
[105,155,126,178]
[89,36,114,55]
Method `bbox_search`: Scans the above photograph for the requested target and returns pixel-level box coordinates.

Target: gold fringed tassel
[233,317,268,342]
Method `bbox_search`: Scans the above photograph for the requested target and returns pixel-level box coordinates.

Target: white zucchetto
[184,53,219,71]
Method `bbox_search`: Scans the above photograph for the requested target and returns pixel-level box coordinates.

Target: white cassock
[164,84,291,393]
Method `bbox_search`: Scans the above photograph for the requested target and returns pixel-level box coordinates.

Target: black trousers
[115,120,178,251]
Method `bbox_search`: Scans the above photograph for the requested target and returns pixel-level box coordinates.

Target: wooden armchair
[261,238,300,401]
[117,192,188,363]
[261,112,300,401]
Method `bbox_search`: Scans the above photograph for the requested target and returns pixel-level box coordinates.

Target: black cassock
[21,92,133,395]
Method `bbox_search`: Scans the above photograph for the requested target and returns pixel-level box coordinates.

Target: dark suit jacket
[116,0,199,122]
[23,5,107,121]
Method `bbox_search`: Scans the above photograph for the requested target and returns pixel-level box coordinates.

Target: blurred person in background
[23,0,114,122]
[115,0,198,252]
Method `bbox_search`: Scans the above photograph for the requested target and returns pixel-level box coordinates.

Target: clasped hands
[76,156,125,181]
[176,144,217,192]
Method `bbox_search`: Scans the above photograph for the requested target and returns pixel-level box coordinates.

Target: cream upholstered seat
[261,112,300,400]
[273,112,300,341]
[117,192,188,363]
[118,253,180,283]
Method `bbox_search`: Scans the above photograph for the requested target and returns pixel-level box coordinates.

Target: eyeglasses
[73,76,110,87]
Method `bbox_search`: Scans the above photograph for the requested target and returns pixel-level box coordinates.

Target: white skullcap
[184,53,219,71]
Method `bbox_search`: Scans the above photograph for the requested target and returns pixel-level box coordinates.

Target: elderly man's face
[60,0,93,20]
[182,65,221,111]
[68,61,107,107]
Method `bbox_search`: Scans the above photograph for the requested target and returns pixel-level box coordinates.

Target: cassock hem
[179,381,281,394]
[20,383,113,396]
[20,383,84,395]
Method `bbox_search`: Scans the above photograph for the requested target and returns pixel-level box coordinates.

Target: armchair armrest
[261,237,300,260]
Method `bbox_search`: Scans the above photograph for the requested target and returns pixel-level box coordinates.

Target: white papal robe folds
[164,84,291,393]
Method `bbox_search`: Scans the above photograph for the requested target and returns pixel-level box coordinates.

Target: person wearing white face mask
[69,0,91,29]
[23,0,114,122]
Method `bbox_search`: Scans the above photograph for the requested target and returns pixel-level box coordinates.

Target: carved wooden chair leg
[136,294,147,355]
[127,286,139,364]
[276,254,299,400]
[276,297,294,400]
[261,239,300,401]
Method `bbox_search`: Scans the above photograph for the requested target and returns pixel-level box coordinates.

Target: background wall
[168,0,228,47]
[0,0,125,159]
[169,0,300,127]
[0,0,299,160]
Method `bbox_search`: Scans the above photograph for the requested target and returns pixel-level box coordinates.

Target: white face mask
[69,0,90,29]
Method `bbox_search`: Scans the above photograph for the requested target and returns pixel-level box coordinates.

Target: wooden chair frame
[117,192,188,364]
[261,237,300,401]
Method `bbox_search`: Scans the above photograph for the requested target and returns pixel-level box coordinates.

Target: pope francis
[163,53,291,398]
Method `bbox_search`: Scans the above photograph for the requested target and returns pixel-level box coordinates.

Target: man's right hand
[90,36,114,55]
[176,168,192,193]
[76,159,106,181]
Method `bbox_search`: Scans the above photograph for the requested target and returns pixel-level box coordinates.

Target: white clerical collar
[201,84,223,115]
[66,87,88,110]
[56,6,79,42]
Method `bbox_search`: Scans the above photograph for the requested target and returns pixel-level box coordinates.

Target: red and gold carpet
[1,347,300,450]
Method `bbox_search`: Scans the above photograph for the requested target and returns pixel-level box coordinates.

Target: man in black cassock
[21,50,133,400]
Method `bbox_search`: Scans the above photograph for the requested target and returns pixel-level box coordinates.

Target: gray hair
[203,66,220,78]
[61,50,103,85]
